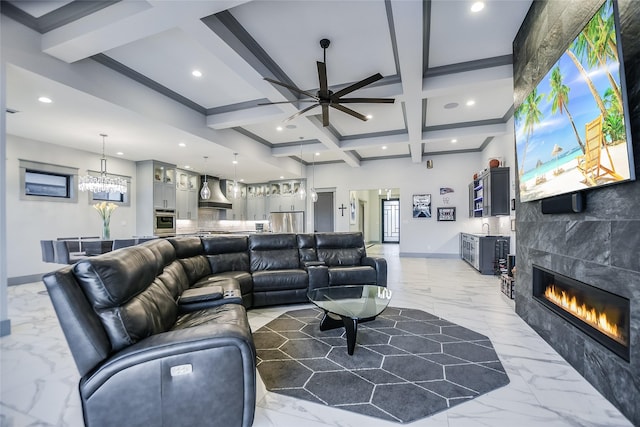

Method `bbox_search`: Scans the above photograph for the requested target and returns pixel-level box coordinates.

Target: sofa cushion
[328,266,377,285]
[168,236,203,258]
[252,269,308,291]
[73,245,178,351]
[140,239,177,274]
[296,234,317,265]
[178,255,211,285]
[315,232,366,267]
[249,234,299,271]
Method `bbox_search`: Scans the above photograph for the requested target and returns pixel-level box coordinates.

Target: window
[19,160,78,203]
[25,170,69,197]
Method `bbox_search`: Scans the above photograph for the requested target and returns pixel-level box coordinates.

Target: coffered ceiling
[2,0,532,183]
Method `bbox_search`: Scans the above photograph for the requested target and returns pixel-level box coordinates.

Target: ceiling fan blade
[337,98,395,104]
[264,77,318,100]
[317,61,328,97]
[331,73,384,100]
[283,103,320,122]
[321,104,329,127]
[330,103,368,122]
[257,100,317,105]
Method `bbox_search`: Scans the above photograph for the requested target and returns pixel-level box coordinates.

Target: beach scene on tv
[515,0,633,203]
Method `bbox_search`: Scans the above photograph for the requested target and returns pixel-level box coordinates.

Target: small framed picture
[412,194,431,218]
[437,207,456,221]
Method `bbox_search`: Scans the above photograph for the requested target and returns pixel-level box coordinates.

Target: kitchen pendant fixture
[200,156,211,200]
[310,152,318,203]
[298,145,306,200]
[232,153,239,199]
[79,133,128,194]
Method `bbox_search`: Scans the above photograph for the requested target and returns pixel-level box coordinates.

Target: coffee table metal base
[319,311,359,355]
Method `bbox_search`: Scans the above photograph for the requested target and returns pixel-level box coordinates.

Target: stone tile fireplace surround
[513,0,640,425]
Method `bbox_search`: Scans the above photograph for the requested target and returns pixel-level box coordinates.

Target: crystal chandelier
[79,134,128,194]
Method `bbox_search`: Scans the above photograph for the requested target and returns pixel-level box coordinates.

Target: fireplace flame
[544,284,625,345]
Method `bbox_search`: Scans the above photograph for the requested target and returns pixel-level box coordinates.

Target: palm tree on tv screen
[517,88,544,177]
[565,0,620,122]
[548,66,585,154]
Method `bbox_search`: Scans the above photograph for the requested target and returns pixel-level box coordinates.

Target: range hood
[198,176,232,209]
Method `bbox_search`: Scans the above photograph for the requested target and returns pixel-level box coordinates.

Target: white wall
[6,135,137,279]
[310,151,497,256]
[308,136,518,257]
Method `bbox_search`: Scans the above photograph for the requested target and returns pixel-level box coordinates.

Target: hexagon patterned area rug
[254,307,510,423]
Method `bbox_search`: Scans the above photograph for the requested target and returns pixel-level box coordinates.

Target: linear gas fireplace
[532,265,630,361]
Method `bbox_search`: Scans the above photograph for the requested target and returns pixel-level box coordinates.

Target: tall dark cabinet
[468,167,510,217]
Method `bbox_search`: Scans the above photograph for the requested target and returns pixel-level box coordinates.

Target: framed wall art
[437,207,456,221]
[412,194,431,218]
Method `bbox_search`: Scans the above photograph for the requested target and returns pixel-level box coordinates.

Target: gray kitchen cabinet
[150,161,176,210]
[176,170,198,220]
[468,167,510,217]
[221,179,246,220]
[460,233,510,275]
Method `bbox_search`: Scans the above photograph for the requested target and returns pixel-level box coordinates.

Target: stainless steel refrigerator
[269,211,304,233]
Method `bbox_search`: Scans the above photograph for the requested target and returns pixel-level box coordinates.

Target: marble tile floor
[0,244,632,427]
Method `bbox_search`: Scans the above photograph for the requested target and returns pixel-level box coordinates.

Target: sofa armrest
[80,320,256,427]
[306,264,329,291]
[362,256,387,287]
[304,260,325,267]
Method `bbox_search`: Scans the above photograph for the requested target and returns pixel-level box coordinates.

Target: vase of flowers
[93,202,118,240]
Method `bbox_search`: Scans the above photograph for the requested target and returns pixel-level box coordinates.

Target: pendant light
[78,133,128,194]
[298,144,306,200]
[232,153,239,199]
[310,152,318,203]
[200,156,211,200]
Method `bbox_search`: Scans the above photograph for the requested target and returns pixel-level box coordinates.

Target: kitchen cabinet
[222,179,247,220]
[468,167,509,217]
[176,170,199,220]
[152,161,176,209]
[267,180,307,212]
[460,233,510,275]
[136,160,177,237]
[246,183,269,220]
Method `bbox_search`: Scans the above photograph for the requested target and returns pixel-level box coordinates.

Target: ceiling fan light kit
[261,39,394,127]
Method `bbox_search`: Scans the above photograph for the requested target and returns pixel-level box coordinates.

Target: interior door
[314,191,334,232]
[382,199,400,243]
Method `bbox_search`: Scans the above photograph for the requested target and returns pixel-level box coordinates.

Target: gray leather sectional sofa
[43,232,386,427]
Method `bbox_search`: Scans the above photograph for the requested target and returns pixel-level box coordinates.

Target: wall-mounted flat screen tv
[515,0,635,203]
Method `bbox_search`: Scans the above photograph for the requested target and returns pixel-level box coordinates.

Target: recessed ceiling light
[315,152,320,156]
[451,139,458,143]
[280,176,284,179]
[232,159,238,165]
[116,151,124,155]
[192,70,202,77]
[178,142,186,147]
[276,126,283,131]
[382,146,387,150]
[240,178,245,182]
[471,2,484,13]
[38,96,52,103]
[366,114,373,120]
[466,99,476,106]
[184,165,191,169]
[444,102,459,109]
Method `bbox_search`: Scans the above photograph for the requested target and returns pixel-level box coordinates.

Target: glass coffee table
[307,285,392,355]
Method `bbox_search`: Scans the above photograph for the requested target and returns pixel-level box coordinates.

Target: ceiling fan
[260,39,394,127]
